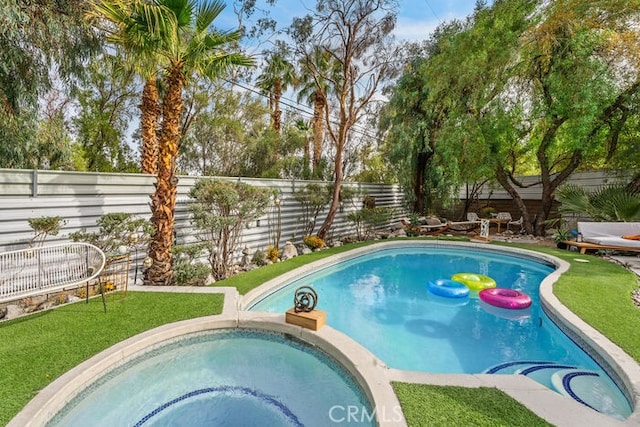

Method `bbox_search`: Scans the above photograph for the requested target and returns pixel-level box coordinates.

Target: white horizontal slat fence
[0,169,406,285]
[0,168,624,285]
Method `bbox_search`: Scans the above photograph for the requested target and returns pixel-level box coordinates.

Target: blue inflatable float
[427,279,470,299]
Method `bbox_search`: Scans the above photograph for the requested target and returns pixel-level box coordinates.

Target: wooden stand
[562,240,640,255]
[285,308,326,331]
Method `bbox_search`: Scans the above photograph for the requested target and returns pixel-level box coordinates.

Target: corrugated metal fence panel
[0,169,38,197]
[0,171,406,258]
[0,168,624,255]
[468,170,634,200]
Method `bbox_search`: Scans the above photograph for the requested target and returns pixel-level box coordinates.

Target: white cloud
[393,16,441,41]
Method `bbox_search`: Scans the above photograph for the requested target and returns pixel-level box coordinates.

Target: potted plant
[481,206,497,218]
[553,228,572,249]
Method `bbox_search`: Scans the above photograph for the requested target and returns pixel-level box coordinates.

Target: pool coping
[9,241,640,427]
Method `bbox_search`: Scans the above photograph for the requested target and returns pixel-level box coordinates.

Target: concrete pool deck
[9,241,640,427]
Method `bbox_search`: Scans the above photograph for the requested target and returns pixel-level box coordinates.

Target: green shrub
[172,243,210,286]
[69,212,152,257]
[188,179,273,280]
[27,216,66,247]
[347,206,394,240]
[173,263,210,286]
[252,249,267,266]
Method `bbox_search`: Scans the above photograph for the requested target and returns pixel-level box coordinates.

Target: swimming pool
[47,329,375,427]
[249,245,632,419]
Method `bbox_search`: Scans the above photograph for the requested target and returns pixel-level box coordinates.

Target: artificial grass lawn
[0,291,223,426]
[2,239,638,426]
[392,383,552,426]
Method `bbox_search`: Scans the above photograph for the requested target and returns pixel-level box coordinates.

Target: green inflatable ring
[451,273,496,291]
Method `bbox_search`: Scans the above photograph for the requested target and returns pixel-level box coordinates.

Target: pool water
[48,330,374,427]
[250,246,632,419]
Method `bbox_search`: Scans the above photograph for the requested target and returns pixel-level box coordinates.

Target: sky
[218,0,494,55]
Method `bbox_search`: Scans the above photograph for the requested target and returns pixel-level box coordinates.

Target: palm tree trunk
[273,78,282,134]
[140,76,160,174]
[312,91,325,178]
[146,67,183,285]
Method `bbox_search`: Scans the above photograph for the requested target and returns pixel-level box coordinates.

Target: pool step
[514,363,578,389]
[486,361,631,418]
[551,368,630,419]
[484,360,557,375]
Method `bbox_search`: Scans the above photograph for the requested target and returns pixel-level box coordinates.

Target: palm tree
[556,184,640,221]
[89,1,163,174]
[139,74,161,174]
[256,47,297,134]
[93,0,253,285]
[296,46,333,179]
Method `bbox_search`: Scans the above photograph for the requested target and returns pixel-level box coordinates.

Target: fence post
[32,169,38,198]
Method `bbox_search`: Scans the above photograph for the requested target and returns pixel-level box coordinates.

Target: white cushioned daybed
[568,222,640,253]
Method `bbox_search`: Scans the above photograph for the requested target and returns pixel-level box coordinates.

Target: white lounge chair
[507,216,524,232]
[448,213,481,232]
[419,217,449,234]
[467,212,480,222]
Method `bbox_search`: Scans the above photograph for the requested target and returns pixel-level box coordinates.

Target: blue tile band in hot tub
[134,385,303,427]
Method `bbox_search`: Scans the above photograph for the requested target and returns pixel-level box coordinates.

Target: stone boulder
[281,241,298,260]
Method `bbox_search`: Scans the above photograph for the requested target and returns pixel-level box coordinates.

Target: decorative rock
[0,307,7,320]
[68,295,82,303]
[281,241,298,260]
[240,246,251,267]
[5,304,24,320]
[389,228,407,238]
[300,246,312,255]
[389,221,404,232]
[332,241,343,247]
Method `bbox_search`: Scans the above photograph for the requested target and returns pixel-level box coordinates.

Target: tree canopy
[0,0,98,169]
[381,0,640,234]
[291,0,401,238]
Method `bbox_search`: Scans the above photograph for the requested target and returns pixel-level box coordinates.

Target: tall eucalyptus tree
[291,0,401,239]
[388,0,640,235]
[0,0,98,168]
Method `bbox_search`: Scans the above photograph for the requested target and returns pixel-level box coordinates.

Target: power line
[422,0,441,21]
[222,77,383,142]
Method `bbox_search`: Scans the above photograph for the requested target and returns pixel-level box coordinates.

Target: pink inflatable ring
[479,288,532,310]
